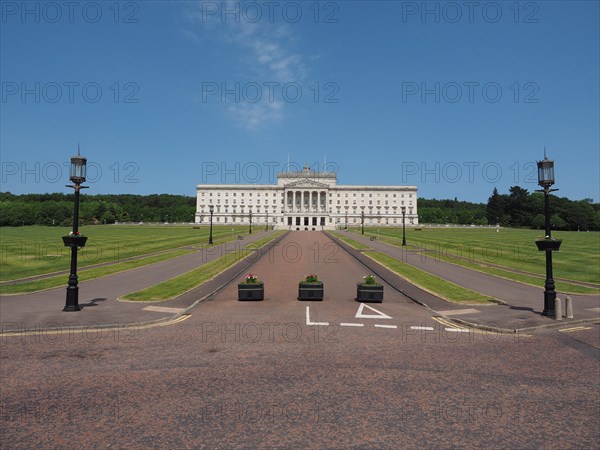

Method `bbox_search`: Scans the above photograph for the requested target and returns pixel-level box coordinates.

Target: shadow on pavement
[80,298,107,309]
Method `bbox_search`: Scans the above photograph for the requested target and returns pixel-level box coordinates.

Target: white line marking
[410,326,434,330]
[305,306,329,326]
[374,324,398,329]
[437,308,480,316]
[445,328,471,333]
[355,303,392,319]
[560,326,593,333]
[340,323,364,327]
[143,306,186,314]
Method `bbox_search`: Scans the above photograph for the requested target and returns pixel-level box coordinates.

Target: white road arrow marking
[355,303,392,320]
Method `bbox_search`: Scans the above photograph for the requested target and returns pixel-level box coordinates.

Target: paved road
[1,231,599,448]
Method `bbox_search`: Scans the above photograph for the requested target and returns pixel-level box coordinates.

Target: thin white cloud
[183,2,307,129]
[227,100,284,130]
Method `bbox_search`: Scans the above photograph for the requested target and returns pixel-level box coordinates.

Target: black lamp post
[361,208,365,235]
[249,209,252,234]
[345,210,348,230]
[208,205,214,245]
[265,210,269,231]
[535,151,561,317]
[63,146,88,312]
[401,206,407,246]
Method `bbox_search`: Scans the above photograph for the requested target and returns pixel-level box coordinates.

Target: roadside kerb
[450,316,600,335]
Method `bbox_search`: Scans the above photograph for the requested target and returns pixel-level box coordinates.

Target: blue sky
[1,1,598,203]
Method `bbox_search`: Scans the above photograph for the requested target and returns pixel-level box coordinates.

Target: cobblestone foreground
[1,231,598,448]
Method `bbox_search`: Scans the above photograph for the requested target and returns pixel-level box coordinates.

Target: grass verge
[361,231,599,295]
[420,251,600,295]
[328,232,371,250]
[0,249,194,295]
[122,231,285,301]
[1,225,250,282]
[366,251,497,304]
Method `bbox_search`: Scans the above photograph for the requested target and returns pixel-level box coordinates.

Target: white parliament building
[195,165,418,230]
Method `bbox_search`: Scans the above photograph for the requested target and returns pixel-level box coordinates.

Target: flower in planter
[361,275,380,286]
[68,231,84,237]
[243,273,262,284]
[303,273,320,283]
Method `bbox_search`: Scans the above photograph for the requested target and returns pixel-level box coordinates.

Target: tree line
[0,192,195,227]
[1,188,598,230]
[486,186,600,231]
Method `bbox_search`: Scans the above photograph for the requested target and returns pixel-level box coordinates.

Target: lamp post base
[64,279,80,312]
[63,304,81,312]
[542,291,556,317]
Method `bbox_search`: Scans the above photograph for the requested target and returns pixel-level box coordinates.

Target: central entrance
[288,216,328,230]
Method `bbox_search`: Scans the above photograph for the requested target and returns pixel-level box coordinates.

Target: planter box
[356,284,384,303]
[238,283,264,301]
[535,239,562,252]
[62,235,88,248]
[298,282,324,301]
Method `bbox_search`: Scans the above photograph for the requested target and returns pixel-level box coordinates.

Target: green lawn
[352,227,600,285]
[0,249,193,295]
[328,232,371,250]
[366,251,496,304]
[0,225,249,282]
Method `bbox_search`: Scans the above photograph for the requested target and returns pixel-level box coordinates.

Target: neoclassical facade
[195,166,418,230]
